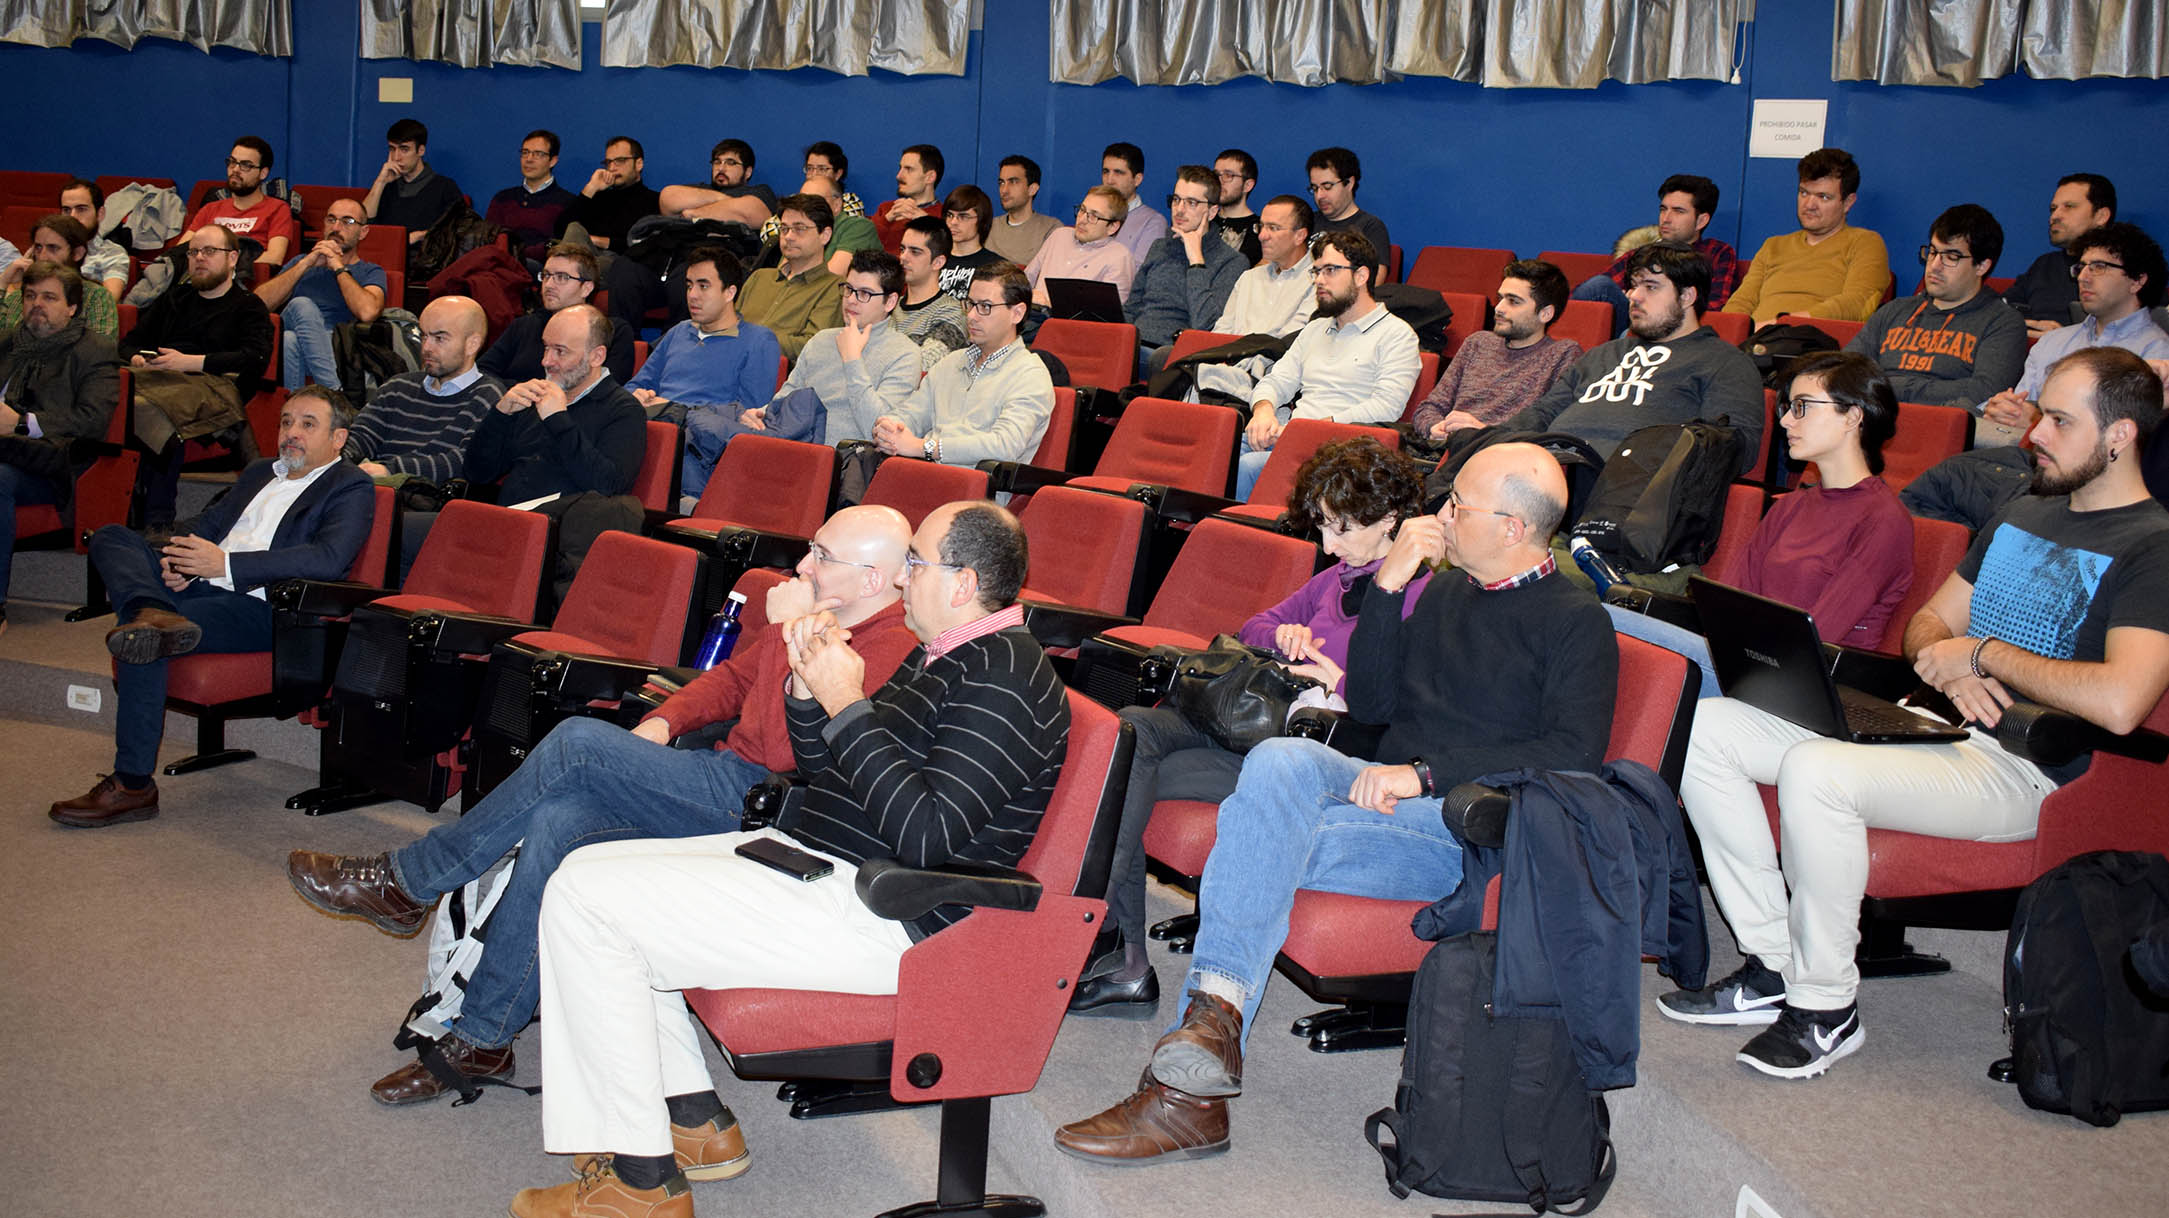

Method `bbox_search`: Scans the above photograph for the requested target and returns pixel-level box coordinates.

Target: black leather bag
[1148,634,1317,754]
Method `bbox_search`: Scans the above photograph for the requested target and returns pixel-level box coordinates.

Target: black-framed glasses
[842,285,890,304]
[1307,178,1346,194]
[776,222,821,237]
[1309,262,1355,280]
[964,298,1008,317]
[225,157,262,170]
[1778,395,1841,419]
[1075,205,1116,224]
[324,215,365,228]
[1918,245,1973,267]
[601,155,636,168]
[1167,193,1213,212]
[806,543,876,572]
[538,270,591,286]
[2071,259,2128,279]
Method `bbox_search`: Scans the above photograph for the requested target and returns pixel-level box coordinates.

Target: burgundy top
[1737,476,1914,646]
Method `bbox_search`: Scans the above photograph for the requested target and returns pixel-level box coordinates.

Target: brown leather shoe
[49,775,161,828]
[287,850,428,937]
[370,1036,516,1105]
[105,606,201,665]
[511,1163,691,1218]
[572,1111,751,1183]
[1054,1073,1230,1164]
[1148,989,1245,1097]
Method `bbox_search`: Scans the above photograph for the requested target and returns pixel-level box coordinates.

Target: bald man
[290,503,921,1109]
[254,196,388,391]
[1058,443,1620,1166]
[342,295,500,484]
[798,174,882,276]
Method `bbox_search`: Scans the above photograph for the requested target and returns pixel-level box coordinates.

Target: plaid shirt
[1471,552,1558,592]
[1607,237,1745,310]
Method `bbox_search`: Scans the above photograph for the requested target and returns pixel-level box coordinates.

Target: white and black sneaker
[1737,1003,1864,1079]
[1655,956,1786,1026]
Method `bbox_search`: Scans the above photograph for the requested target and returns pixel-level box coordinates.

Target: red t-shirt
[188,195,299,255]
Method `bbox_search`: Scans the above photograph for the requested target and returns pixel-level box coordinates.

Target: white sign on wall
[1749,99,1829,159]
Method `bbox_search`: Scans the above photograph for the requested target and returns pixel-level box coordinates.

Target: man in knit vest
[1057,443,1616,1165]
[1409,259,1584,441]
[873,262,1054,468]
[342,295,499,485]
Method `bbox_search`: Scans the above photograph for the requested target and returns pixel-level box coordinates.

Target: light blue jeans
[280,296,341,390]
[1182,736,1466,1048]
[1605,604,1721,698]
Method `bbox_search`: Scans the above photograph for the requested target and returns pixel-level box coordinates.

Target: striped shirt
[341,370,503,483]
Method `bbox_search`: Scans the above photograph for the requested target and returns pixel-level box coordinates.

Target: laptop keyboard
[1838,686,1951,736]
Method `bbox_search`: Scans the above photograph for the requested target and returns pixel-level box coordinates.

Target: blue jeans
[280,295,341,390]
[680,404,760,500]
[88,524,275,776]
[1605,605,1720,699]
[1571,274,1629,339]
[1105,705,1243,944]
[0,462,61,602]
[1234,435,1272,502]
[387,716,765,1048]
[1183,736,1465,1047]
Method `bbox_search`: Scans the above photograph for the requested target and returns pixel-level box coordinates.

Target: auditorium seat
[1551,299,1614,352]
[1797,317,1864,348]
[1399,351,1442,423]
[1032,317,1138,393]
[657,434,836,630]
[12,367,139,557]
[1702,310,1752,346]
[1439,291,1487,359]
[1407,246,1515,299]
[1538,250,1616,287]
[1166,329,1242,366]
[1221,418,1400,521]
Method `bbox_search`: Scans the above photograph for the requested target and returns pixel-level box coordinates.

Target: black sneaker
[1655,956,1786,1026]
[1737,1003,1864,1079]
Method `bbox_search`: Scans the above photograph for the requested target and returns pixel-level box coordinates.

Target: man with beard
[362,118,466,254]
[1235,229,1419,500]
[985,155,1059,267]
[50,386,371,827]
[177,136,298,269]
[659,137,780,229]
[1128,165,1248,373]
[872,262,1053,468]
[1501,241,1763,475]
[477,243,637,384]
[1208,149,1263,266]
[1571,174,1744,336]
[737,194,846,362]
[2002,173,2117,337]
[123,223,275,532]
[1662,346,2169,1081]
[1843,204,2026,424]
[559,136,661,254]
[871,144,943,255]
[341,296,500,485]
[57,179,131,299]
[0,262,120,636]
[1411,260,1584,440]
[1304,147,1388,281]
[253,197,388,391]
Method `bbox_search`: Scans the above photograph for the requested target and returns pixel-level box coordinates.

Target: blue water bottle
[1568,536,1626,594]
[694,591,747,670]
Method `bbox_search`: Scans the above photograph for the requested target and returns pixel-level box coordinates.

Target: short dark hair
[1781,350,1899,475]
[710,137,755,168]
[59,177,103,210]
[682,244,745,294]
[524,128,561,157]
[905,214,951,260]
[20,260,82,309]
[290,383,356,433]
[1215,148,1258,184]
[34,213,92,255]
[804,140,847,180]
[2059,172,2117,219]
[1930,204,2005,274]
[778,193,835,234]
[973,261,1031,308]
[1102,142,1143,176]
[2072,221,2166,308]
[943,184,993,240]
[233,135,274,171]
[903,143,944,189]
[1173,165,1220,207]
[1797,147,1860,197]
[1311,229,1378,288]
[386,118,428,146]
[1623,241,1713,316]
[1502,259,1570,323]
[1306,146,1360,188]
[605,135,644,161]
[939,502,1029,610]
[1658,173,1719,219]
[544,241,600,285]
[2051,346,2164,451]
[999,155,1041,187]
[1263,194,1314,234]
[1284,437,1423,536]
[848,249,905,297]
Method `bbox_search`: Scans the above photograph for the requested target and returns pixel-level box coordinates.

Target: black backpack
[1568,420,1741,574]
[1366,931,1615,1213]
[1374,282,1455,353]
[1741,322,1839,389]
[2003,850,2169,1127]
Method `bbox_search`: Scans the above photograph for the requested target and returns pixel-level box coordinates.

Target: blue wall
[3,1,2163,290]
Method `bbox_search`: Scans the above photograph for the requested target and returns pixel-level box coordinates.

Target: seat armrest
[856,857,1044,921]
[1606,584,1701,631]
[1826,644,1918,703]
[655,521,810,570]
[1130,483,1237,526]
[527,649,681,704]
[1021,598,1139,650]
[978,459,1073,497]
[1442,781,1511,849]
[1995,700,2169,767]
[1285,707,1389,760]
[1070,633,1160,709]
[408,609,538,656]
[271,578,393,618]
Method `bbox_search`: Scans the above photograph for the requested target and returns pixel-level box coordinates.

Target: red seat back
[1408,246,1515,299]
[1702,311,1752,346]
[404,499,552,621]
[1399,351,1443,422]
[347,486,399,587]
[1032,317,1137,392]
[1550,299,1612,353]
[1017,486,1148,616]
[551,530,701,664]
[631,421,680,513]
[863,460,991,529]
[1142,518,1317,639]
[293,184,371,236]
[1609,634,1696,778]
[1871,517,1969,656]
[1383,244,1403,284]
[1880,402,1972,494]
[1244,418,1400,508]
[1702,483,1769,585]
[1439,292,1487,358]
[1030,387,1076,471]
[684,434,834,538]
[1537,250,1616,287]
[1093,397,1238,497]
[1167,329,1243,365]
[1798,317,1863,347]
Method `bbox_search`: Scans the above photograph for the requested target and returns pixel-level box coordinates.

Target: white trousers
[1678,697,2058,1009]
[536,828,916,1156]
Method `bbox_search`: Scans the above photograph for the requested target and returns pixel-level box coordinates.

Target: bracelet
[1969,636,1991,680]
[1408,757,1434,798]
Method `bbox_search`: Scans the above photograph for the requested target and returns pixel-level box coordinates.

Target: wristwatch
[922,436,940,462]
[1408,757,1435,798]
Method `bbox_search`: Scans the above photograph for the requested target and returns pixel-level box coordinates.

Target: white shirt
[209,459,337,599]
[1251,300,1421,424]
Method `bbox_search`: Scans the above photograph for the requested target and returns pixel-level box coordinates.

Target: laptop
[1690,577,1970,744]
[1044,277,1126,325]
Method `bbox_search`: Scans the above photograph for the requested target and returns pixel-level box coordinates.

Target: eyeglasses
[1918,245,1974,267]
[713,157,746,168]
[1167,194,1213,212]
[964,298,1009,316]
[1444,490,1517,523]
[1307,178,1346,194]
[187,245,236,258]
[947,210,978,223]
[806,543,876,572]
[601,155,636,168]
[324,215,365,228]
[1309,263,1355,280]
[538,270,591,286]
[1075,206,1115,224]
[842,285,890,304]
[225,157,262,170]
[1777,395,1842,419]
[776,223,822,237]
[519,148,553,159]
[903,551,965,579]
[2071,259,2128,279]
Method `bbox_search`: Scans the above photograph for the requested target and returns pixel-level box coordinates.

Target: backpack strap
[415,1034,541,1107]
[1363,1106,1416,1200]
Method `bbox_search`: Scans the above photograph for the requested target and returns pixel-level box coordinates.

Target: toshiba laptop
[1043,277,1126,325]
[1690,577,1969,744]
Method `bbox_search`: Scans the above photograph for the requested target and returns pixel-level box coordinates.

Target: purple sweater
[1736,476,1914,647]
[1239,557,1433,696]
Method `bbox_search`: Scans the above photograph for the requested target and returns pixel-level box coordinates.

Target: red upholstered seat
[1104,516,1317,648]
[1407,246,1515,299]
[523,530,701,666]
[630,421,680,514]
[1066,397,1240,500]
[1437,292,1488,359]
[1234,418,1399,510]
[1702,311,1752,346]
[14,368,138,557]
[402,500,552,622]
[1031,317,1137,393]
[1799,317,1863,347]
[1538,250,1617,288]
[1016,485,1148,618]
[163,651,275,704]
[1551,299,1613,353]
[861,459,991,529]
[1166,329,1242,365]
[678,433,835,537]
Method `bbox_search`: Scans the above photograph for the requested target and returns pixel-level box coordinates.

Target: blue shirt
[2017,308,2169,400]
[278,255,388,328]
[627,318,782,411]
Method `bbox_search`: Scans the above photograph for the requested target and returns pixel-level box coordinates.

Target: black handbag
[1147,634,1318,754]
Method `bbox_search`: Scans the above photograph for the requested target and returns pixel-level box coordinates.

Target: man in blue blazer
[51,384,374,828]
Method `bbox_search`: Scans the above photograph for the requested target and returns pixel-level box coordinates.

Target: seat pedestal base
[877,1195,1044,1218]
[286,781,384,816]
[775,1078,929,1121]
[165,748,257,775]
[1290,1001,1408,1053]
[1856,918,1951,979]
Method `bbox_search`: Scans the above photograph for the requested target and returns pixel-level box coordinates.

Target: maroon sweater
[1737,476,1914,646]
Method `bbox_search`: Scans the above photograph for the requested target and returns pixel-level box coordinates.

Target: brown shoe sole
[106,620,202,665]
[286,878,428,939]
[49,803,161,829]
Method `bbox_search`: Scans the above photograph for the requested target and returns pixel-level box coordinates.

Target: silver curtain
[0,0,291,54]
[360,0,581,70]
[1833,0,2168,85]
[1048,0,1741,88]
[601,0,971,75]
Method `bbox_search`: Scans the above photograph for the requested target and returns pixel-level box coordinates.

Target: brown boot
[572,1111,751,1183]
[369,1035,517,1105]
[1054,1069,1230,1164]
[1148,989,1245,1097]
[286,850,429,937]
[510,1162,691,1218]
[49,775,160,829]
[105,606,201,665]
